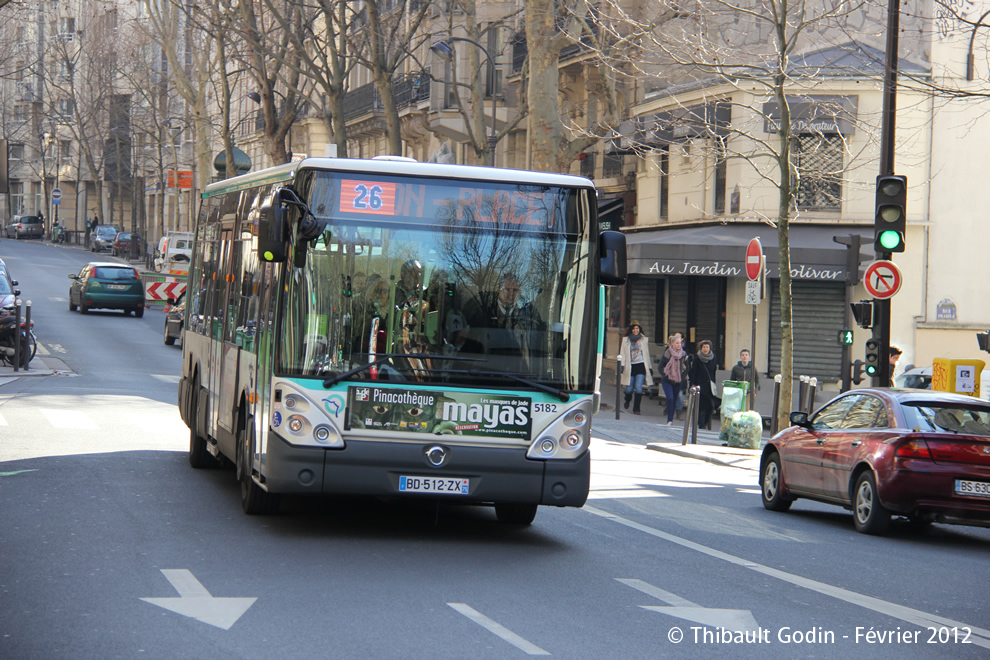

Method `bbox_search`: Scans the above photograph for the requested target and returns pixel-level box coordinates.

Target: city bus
[177,156,626,523]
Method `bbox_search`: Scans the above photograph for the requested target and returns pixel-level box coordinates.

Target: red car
[760,389,990,535]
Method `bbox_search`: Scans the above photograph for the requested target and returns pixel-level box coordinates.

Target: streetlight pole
[430,38,499,167]
[164,119,182,232]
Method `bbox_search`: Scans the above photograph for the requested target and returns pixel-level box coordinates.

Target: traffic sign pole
[746,238,764,411]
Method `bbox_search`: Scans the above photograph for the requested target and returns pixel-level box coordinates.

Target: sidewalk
[592,366,791,472]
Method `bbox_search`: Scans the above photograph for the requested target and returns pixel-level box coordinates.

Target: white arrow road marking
[0,412,7,426]
[588,507,990,649]
[448,603,550,656]
[141,569,256,630]
[617,578,760,633]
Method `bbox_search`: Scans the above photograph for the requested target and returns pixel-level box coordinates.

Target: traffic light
[874,174,906,253]
[837,329,854,345]
[978,331,990,353]
[850,301,874,329]
[864,338,880,377]
[851,359,866,385]
[343,275,352,297]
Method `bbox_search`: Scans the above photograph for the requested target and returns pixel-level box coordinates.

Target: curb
[647,442,762,471]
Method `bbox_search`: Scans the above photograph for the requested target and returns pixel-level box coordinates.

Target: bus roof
[202,158,595,199]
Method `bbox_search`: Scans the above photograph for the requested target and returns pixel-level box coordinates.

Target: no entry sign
[746,238,763,281]
[863,260,902,300]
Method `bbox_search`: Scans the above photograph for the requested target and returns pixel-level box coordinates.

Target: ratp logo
[322,395,345,416]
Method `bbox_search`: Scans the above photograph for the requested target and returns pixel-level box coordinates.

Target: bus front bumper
[263,434,590,508]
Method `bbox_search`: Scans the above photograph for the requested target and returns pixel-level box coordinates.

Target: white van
[155,232,194,273]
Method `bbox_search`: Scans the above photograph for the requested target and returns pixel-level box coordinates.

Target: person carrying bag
[658,335,689,425]
[619,322,654,415]
[689,340,719,430]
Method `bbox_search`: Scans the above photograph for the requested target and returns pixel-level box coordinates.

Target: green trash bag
[727,411,763,449]
[718,381,749,443]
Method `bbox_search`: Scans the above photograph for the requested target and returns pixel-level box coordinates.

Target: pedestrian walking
[619,322,653,415]
[729,348,760,391]
[658,334,689,425]
[689,340,719,430]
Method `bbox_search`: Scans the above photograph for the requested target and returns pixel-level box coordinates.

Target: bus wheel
[188,377,215,468]
[239,416,279,515]
[494,503,538,525]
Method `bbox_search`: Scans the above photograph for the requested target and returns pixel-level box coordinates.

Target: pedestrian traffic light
[864,338,880,377]
[837,329,854,345]
[874,174,906,253]
[850,301,873,329]
[851,359,866,385]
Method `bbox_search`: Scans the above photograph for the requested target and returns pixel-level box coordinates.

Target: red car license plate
[955,479,990,498]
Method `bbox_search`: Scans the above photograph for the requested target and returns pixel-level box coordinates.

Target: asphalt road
[1,238,989,659]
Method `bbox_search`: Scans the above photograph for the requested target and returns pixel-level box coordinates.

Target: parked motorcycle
[0,305,36,368]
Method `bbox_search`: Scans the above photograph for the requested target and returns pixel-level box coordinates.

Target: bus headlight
[272,382,345,449]
[287,415,306,433]
[527,401,592,459]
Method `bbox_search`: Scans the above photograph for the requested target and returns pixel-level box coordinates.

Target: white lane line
[616,578,696,607]
[447,603,550,656]
[37,408,99,430]
[585,506,990,648]
[0,413,7,426]
[151,374,181,383]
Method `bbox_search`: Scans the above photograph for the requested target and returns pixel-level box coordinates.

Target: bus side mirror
[258,200,288,263]
[599,230,627,286]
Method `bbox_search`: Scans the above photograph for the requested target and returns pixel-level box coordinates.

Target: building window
[714,144,727,214]
[580,152,596,179]
[793,134,842,211]
[10,143,24,160]
[603,153,624,178]
[9,182,24,216]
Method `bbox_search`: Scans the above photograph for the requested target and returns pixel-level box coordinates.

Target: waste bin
[719,380,750,443]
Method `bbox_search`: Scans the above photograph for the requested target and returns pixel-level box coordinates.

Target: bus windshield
[277,170,598,392]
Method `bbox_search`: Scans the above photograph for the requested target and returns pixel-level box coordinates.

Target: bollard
[615,356,623,420]
[681,387,696,445]
[798,375,809,413]
[770,374,782,436]
[23,301,31,371]
[689,386,701,444]
[806,377,818,414]
[13,300,22,372]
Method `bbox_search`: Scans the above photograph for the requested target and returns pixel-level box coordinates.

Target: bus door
[208,225,236,439]
[252,262,279,475]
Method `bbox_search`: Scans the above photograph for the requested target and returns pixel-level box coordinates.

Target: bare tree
[620,0,881,429]
[263,0,357,159]
[346,0,432,156]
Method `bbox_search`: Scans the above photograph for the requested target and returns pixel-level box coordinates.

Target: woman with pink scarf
[658,335,689,425]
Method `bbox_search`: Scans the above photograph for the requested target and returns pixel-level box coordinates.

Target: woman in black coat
[689,340,719,429]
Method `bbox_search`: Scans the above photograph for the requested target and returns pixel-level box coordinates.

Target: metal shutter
[769,280,845,381]
[667,277,689,343]
[628,277,657,340]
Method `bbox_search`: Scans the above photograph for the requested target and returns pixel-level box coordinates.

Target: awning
[624,223,873,282]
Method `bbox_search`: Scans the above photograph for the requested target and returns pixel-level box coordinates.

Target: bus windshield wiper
[321,354,484,388]
[465,369,570,402]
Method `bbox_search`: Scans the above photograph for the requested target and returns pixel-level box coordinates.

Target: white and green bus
[177,157,626,523]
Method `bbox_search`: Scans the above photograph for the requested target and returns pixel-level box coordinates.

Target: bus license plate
[955,479,990,498]
[399,476,469,495]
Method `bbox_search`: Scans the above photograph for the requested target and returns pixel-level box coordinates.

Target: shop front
[622,223,872,381]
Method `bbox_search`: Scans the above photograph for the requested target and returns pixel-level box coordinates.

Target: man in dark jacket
[729,348,760,391]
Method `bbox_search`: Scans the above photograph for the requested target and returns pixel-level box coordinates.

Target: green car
[68,262,145,317]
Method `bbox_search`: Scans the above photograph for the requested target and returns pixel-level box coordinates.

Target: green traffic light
[865,365,878,376]
[878,230,903,250]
